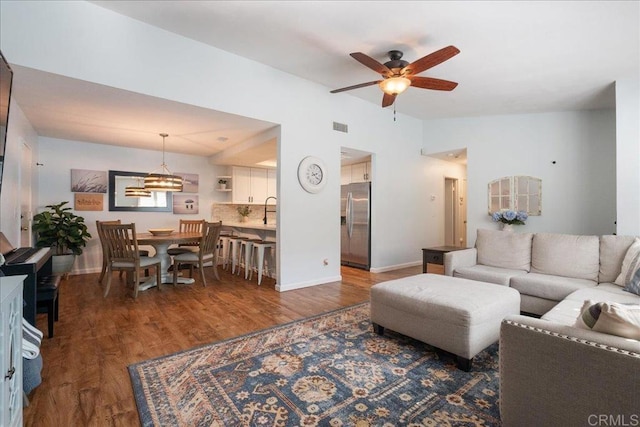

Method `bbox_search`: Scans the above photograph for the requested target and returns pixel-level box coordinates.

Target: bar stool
[226,236,249,274]
[217,235,231,269]
[249,241,276,285]
[237,239,262,279]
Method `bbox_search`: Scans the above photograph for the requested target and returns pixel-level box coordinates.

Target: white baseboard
[369,260,421,274]
[276,274,342,292]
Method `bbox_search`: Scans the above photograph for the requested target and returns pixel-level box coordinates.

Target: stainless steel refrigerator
[341,182,371,270]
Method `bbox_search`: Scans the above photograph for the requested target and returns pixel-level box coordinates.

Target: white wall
[615,78,640,236]
[423,110,617,244]
[0,1,433,289]
[0,100,39,246]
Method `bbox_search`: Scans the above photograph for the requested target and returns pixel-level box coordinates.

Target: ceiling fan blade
[330,80,381,94]
[402,45,460,76]
[410,76,458,91]
[350,52,392,76]
[382,93,396,108]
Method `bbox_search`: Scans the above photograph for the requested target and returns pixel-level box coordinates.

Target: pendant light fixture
[144,133,183,192]
[125,176,151,198]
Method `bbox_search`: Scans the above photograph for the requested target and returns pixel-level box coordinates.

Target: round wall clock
[297,156,327,193]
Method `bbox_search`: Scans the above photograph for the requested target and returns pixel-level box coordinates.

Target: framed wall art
[175,172,199,193]
[173,194,199,214]
[74,193,103,211]
[71,169,107,193]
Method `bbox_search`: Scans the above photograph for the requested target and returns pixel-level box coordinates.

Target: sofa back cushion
[476,229,533,271]
[599,235,637,284]
[531,233,599,281]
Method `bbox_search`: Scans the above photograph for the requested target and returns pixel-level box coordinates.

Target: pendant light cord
[160,133,171,174]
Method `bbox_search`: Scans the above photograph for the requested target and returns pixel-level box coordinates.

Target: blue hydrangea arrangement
[491,210,528,225]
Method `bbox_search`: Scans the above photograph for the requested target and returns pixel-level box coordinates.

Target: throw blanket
[22,318,43,396]
[22,318,43,359]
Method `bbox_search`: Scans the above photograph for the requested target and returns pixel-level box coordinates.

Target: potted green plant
[218,179,228,190]
[237,205,252,222]
[32,201,92,276]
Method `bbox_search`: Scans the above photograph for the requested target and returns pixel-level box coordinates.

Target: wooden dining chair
[97,220,149,284]
[97,220,121,284]
[101,223,162,298]
[171,221,222,287]
[167,219,206,256]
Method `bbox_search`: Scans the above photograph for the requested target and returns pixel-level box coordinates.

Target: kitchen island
[222,222,276,241]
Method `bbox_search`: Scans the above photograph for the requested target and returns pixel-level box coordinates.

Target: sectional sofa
[444,229,640,426]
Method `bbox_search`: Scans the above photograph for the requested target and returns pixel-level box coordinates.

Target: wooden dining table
[136,231,202,289]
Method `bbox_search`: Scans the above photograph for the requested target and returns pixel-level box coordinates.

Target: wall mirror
[108,170,172,212]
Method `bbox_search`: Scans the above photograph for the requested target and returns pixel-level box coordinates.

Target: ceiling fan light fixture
[144,133,184,192]
[379,77,411,95]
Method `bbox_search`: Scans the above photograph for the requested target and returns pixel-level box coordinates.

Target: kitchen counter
[222,222,276,240]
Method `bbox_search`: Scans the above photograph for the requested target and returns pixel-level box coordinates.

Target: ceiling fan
[330,45,460,108]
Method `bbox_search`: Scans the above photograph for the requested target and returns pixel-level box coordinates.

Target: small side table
[422,246,468,273]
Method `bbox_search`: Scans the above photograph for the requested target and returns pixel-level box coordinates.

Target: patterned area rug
[129,302,501,426]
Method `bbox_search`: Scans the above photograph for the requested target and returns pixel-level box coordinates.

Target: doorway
[444,178,458,246]
[340,147,373,270]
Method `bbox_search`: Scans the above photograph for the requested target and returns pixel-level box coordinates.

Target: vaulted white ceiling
[8,1,639,158]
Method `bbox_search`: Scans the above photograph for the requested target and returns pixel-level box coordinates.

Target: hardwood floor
[24,263,435,426]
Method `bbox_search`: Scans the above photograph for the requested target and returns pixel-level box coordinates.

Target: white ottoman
[370,274,520,370]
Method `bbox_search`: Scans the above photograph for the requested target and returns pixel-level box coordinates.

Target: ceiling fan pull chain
[394,101,397,122]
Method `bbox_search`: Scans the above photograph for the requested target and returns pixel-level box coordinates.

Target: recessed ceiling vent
[333,122,348,133]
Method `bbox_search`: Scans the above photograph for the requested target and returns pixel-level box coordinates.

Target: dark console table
[422,246,468,273]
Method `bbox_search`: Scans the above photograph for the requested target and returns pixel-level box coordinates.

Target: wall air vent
[333,122,348,133]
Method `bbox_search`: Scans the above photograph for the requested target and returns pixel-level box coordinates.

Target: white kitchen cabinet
[250,168,268,205]
[350,161,371,183]
[1,275,26,427]
[342,161,372,184]
[232,166,276,205]
[267,169,277,205]
[341,165,351,185]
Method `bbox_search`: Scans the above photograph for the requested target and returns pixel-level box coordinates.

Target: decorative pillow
[622,267,640,296]
[614,237,640,287]
[575,300,640,340]
[574,300,602,330]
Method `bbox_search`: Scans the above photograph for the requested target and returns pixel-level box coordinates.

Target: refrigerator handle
[347,191,353,237]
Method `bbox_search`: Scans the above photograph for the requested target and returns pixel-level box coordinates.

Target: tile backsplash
[211,204,271,224]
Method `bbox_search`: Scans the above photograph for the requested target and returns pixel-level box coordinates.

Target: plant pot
[219,184,227,190]
[239,216,248,223]
[52,254,76,277]
[502,224,514,232]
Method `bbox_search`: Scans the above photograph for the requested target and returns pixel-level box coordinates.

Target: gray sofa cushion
[599,234,637,284]
[453,264,528,286]
[510,273,596,302]
[531,233,599,281]
[476,229,533,271]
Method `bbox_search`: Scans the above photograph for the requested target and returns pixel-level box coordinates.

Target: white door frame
[444,177,458,246]
[20,140,32,247]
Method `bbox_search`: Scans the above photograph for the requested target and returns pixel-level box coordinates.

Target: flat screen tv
[0,51,14,195]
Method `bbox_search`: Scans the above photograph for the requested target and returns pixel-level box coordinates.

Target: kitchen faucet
[263,197,277,225]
